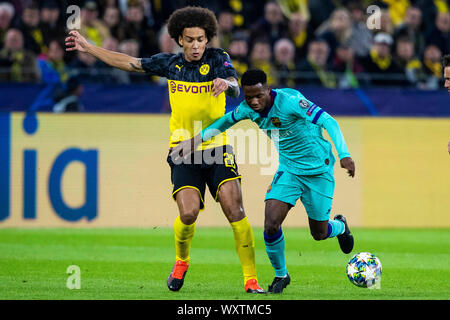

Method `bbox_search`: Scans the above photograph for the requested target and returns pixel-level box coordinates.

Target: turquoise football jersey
[202,88,351,175]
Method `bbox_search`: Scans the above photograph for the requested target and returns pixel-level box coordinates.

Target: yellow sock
[174,216,195,264]
[230,216,258,284]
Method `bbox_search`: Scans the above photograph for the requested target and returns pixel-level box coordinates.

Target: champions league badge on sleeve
[299,99,309,109]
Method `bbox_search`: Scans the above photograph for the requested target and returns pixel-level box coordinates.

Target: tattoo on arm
[130,58,144,73]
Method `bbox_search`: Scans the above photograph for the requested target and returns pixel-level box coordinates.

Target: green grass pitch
[0,227,449,300]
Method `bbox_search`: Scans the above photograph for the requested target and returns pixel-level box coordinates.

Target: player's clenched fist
[65,30,89,53]
[340,157,355,177]
[212,78,229,97]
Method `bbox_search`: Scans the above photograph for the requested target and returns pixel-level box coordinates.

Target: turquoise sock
[264,228,288,277]
[327,219,345,238]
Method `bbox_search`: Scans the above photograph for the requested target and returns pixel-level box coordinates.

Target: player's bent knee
[264,221,281,237]
[179,210,199,225]
[311,230,328,241]
[224,206,245,223]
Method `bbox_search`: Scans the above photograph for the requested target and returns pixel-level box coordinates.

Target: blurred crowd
[0,0,449,91]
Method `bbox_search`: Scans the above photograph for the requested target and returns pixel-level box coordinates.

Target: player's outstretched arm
[318,112,355,177]
[65,30,144,73]
[170,112,238,161]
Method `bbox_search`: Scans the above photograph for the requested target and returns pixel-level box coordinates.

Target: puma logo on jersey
[175,65,183,72]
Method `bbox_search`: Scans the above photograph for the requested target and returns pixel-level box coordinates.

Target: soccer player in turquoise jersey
[171,69,355,293]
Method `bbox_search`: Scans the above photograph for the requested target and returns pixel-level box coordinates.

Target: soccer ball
[346,252,382,288]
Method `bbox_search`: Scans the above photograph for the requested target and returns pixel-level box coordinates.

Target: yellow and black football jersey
[141,48,238,150]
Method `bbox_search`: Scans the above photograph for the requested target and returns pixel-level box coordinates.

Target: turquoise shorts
[265,164,335,222]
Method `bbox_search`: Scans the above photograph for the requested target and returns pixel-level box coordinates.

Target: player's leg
[167,153,206,291]
[210,146,264,293]
[216,179,264,293]
[301,171,354,253]
[308,217,343,240]
[167,188,202,291]
[307,215,353,254]
[263,166,300,293]
[264,199,292,293]
[174,188,202,263]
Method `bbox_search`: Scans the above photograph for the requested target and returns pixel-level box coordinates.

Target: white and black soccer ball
[346,252,382,288]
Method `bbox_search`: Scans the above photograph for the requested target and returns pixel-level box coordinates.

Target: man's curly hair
[167,6,218,46]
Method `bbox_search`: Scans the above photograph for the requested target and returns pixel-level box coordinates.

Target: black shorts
[167,145,241,209]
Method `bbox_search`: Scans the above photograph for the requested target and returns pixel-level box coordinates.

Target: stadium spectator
[102,6,126,42]
[119,38,139,58]
[69,50,102,83]
[37,39,68,84]
[227,32,249,79]
[377,9,395,36]
[157,24,180,55]
[426,12,450,56]
[218,0,264,29]
[287,12,311,61]
[0,28,38,82]
[150,23,181,85]
[307,0,336,31]
[122,1,158,56]
[393,5,425,56]
[53,75,84,113]
[248,1,288,49]
[0,2,15,49]
[80,0,110,47]
[217,10,234,50]
[144,0,177,31]
[276,0,311,23]
[273,38,297,87]
[30,39,69,111]
[92,36,131,84]
[393,36,423,87]
[0,0,447,90]
[331,43,365,89]
[17,2,47,55]
[316,8,353,60]
[418,43,443,90]
[346,1,373,58]
[297,38,337,88]
[40,0,65,46]
[359,32,404,86]
[119,38,150,83]
[379,0,410,27]
[249,38,277,86]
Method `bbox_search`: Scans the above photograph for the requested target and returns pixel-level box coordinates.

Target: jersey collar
[258,89,277,118]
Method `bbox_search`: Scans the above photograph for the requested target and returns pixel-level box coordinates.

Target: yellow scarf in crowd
[424,59,442,77]
[293,30,307,48]
[10,51,24,82]
[370,48,392,70]
[308,58,337,88]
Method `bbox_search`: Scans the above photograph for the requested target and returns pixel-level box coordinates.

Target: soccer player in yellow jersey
[65,6,264,293]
